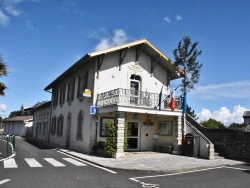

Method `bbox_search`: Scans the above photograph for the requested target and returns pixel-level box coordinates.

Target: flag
[158,86,163,111]
[169,90,176,111]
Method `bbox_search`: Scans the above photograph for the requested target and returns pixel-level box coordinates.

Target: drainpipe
[45,90,52,143]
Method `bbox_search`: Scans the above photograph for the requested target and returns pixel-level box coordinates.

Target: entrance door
[127,122,139,150]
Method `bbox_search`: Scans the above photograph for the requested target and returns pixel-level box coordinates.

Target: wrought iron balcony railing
[96,88,182,111]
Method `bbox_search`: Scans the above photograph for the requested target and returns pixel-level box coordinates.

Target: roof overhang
[44,39,182,91]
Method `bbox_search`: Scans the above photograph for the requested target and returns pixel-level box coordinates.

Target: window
[12,123,14,131]
[53,89,59,107]
[100,118,114,137]
[76,111,83,140]
[77,71,88,98]
[59,84,66,105]
[130,74,141,105]
[57,114,64,136]
[51,116,57,135]
[67,79,75,102]
[158,121,173,136]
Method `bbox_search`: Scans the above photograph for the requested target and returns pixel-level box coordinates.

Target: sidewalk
[28,138,247,172]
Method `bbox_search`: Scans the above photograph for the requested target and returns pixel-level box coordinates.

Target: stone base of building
[172,145,183,155]
[114,152,125,159]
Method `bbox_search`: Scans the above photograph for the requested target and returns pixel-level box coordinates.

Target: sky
[0,0,250,126]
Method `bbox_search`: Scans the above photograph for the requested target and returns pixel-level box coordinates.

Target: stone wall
[187,115,250,162]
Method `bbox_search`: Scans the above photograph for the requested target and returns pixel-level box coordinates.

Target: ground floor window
[76,111,83,140]
[57,115,64,136]
[51,116,57,135]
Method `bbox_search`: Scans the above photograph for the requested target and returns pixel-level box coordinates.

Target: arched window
[130,74,141,105]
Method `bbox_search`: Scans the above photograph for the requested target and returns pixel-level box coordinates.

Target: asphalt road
[0,137,250,188]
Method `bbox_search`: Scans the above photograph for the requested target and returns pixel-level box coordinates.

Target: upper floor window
[130,74,141,105]
[77,71,88,99]
[53,89,59,107]
[67,79,75,103]
[59,84,66,105]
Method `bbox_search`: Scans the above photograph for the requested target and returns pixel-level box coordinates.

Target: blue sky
[0,0,250,125]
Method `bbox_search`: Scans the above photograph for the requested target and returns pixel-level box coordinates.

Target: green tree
[186,105,198,120]
[200,118,226,129]
[0,54,8,96]
[228,123,244,130]
[33,100,49,107]
[173,36,203,137]
[173,36,203,93]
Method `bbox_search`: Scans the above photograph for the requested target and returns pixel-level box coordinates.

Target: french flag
[169,90,176,111]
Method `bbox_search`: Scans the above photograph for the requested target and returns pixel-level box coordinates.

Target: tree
[228,123,244,130]
[173,36,203,137]
[0,54,8,96]
[186,105,198,120]
[33,100,49,107]
[200,118,226,129]
[173,36,203,93]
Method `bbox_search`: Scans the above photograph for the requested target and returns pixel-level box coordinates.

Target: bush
[104,120,116,157]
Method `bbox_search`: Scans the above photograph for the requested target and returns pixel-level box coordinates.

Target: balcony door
[130,74,141,105]
[126,122,140,150]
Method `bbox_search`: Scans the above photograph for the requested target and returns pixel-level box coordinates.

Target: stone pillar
[172,116,183,155]
[114,111,125,159]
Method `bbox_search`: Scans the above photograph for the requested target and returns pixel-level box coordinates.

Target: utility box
[185,133,200,157]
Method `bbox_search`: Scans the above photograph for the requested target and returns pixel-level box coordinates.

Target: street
[0,137,250,188]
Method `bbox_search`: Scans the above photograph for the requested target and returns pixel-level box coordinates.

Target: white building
[44,39,185,158]
[243,111,250,131]
[32,101,51,141]
[3,116,33,136]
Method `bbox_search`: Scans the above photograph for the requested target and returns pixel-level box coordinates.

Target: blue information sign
[90,106,97,115]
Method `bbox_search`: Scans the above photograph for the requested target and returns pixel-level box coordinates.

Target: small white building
[243,111,250,131]
[3,116,33,136]
[32,101,51,141]
[44,39,184,158]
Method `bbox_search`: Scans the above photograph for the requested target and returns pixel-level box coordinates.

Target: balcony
[96,88,182,111]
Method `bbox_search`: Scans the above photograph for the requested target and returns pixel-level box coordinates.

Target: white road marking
[3,158,18,168]
[44,158,65,167]
[25,158,43,167]
[224,166,250,171]
[130,166,226,182]
[62,158,87,166]
[0,179,11,185]
[56,150,117,174]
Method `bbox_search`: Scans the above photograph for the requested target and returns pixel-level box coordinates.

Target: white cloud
[176,14,182,20]
[4,4,22,16]
[0,10,9,26]
[198,105,248,126]
[192,80,250,100]
[94,29,129,51]
[164,16,171,23]
[0,0,37,27]
[0,104,7,112]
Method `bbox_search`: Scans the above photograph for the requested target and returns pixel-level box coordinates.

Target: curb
[24,138,249,173]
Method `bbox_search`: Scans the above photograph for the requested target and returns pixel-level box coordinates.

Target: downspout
[45,90,52,143]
